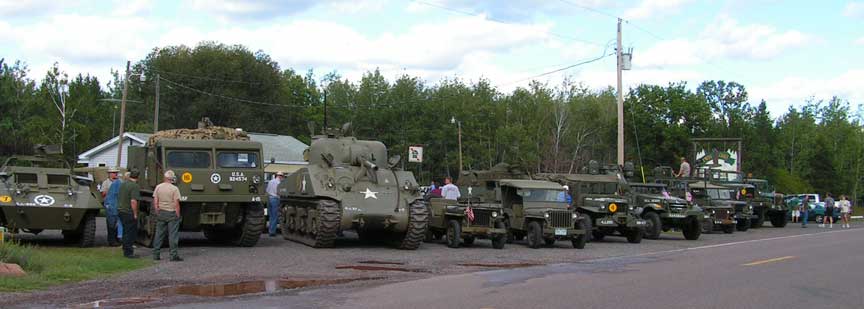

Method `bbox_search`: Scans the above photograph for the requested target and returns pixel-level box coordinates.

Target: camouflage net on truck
[147,126,250,145]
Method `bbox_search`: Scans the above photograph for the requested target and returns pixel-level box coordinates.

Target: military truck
[628,182,702,240]
[278,125,428,249]
[126,124,266,247]
[0,145,101,247]
[425,167,517,249]
[743,178,787,228]
[681,181,747,233]
[495,179,588,249]
[535,171,646,243]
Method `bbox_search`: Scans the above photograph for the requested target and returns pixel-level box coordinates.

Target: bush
[0,241,41,272]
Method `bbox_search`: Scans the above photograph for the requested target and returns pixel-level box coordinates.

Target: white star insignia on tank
[362,188,378,199]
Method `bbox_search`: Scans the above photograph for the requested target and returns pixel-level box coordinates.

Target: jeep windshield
[517,188,568,203]
[707,188,733,200]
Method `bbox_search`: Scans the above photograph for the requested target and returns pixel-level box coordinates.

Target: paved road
[325,228,864,309]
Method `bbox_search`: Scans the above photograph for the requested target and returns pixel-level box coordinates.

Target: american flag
[465,205,475,222]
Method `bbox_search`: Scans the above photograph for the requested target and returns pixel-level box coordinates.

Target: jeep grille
[550,210,572,228]
[472,209,493,227]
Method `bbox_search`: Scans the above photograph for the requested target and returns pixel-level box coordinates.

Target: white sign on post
[408,146,423,163]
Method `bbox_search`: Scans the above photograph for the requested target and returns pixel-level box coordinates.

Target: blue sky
[1,0,862,118]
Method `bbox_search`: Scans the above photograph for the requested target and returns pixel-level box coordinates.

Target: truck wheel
[592,231,605,242]
[736,216,750,232]
[642,211,662,240]
[78,213,96,247]
[526,221,543,249]
[463,236,475,246]
[770,213,788,227]
[572,217,588,249]
[682,217,701,240]
[445,219,461,248]
[702,219,714,234]
[626,227,643,244]
[751,210,766,228]
[722,224,735,234]
[491,221,506,249]
[232,203,266,247]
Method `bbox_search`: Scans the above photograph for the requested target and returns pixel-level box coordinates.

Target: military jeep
[537,172,646,243]
[744,178,788,228]
[427,196,507,249]
[628,182,702,240]
[498,180,589,249]
[0,145,101,247]
[682,181,745,234]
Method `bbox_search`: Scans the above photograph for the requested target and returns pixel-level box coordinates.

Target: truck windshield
[217,152,259,168]
[707,189,732,200]
[167,151,211,169]
[589,182,618,194]
[517,188,567,203]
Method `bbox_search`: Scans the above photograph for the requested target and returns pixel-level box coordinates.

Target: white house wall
[84,139,144,168]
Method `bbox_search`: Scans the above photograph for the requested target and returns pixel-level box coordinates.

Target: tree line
[1,42,862,201]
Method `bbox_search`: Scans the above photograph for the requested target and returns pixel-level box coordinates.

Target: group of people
[792,193,853,229]
[99,168,184,261]
[425,177,461,200]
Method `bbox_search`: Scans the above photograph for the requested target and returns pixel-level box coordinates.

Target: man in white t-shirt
[440,177,461,200]
[152,170,183,262]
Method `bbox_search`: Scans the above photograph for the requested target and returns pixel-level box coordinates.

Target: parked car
[786,196,838,223]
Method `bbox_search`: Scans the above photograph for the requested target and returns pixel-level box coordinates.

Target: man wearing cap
[117,170,141,258]
[152,170,183,261]
[101,168,121,246]
[266,172,285,237]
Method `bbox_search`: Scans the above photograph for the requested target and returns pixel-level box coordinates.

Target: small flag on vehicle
[465,205,475,222]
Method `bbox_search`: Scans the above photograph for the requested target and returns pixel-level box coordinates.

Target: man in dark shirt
[117,170,141,258]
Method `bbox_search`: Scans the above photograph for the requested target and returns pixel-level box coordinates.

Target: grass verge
[0,241,151,292]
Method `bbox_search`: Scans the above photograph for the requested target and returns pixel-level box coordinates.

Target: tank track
[397,200,429,250]
[283,199,342,248]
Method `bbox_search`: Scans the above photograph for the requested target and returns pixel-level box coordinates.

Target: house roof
[78,132,308,164]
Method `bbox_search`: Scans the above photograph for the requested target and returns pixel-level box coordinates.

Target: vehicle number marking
[554,228,567,236]
[252,196,261,202]
[229,172,247,182]
[182,172,193,184]
[636,220,646,225]
[210,173,221,184]
[714,220,723,224]
[0,195,10,203]
[600,219,615,225]
[668,214,685,218]
[180,196,188,201]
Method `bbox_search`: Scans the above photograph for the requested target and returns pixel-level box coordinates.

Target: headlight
[571,213,578,219]
[711,210,716,214]
[252,175,261,184]
[628,206,634,211]
[544,212,550,218]
[491,211,498,218]
[748,205,753,210]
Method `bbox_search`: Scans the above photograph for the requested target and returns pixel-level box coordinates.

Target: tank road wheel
[682,217,702,240]
[751,209,766,228]
[722,224,735,234]
[281,205,293,240]
[491,221,506,249]
[572,217,589,249]
[643,211,662,240]
[770,213,788,228]
[526,221,543,249]
[626,227,644,244]
[398,200,429,250]
[736,216,750,232]
[231,203,265,247]
[445,219,462,248]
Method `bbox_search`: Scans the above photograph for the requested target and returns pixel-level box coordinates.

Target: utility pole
[616,18,625,167]
[153,73,160,132]
[457,121,463,175]
[116,61,130,168]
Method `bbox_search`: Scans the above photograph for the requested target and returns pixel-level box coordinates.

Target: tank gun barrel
[363,160,379,172]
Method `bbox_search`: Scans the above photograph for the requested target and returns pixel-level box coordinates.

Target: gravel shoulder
[0,219,857,308]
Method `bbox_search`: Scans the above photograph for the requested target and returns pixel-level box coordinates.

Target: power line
[497,51,614,87]
[412,0,607,47]
[556,0,619,20]
[159,76,308,108]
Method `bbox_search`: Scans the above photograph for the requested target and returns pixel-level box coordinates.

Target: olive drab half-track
[0,145,101,247]
[535,162,646,244]
[126,121,267,247]
[277,124,428,249]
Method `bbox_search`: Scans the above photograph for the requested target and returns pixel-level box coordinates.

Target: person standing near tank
[266,171,284,237]
[152,170,183,261]
[117,170,141,258]
[102,168,121,246]
[441,177,461,200]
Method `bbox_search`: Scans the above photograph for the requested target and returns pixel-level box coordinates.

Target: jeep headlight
[491,211,498,218]
[628,205,634,211]
[571,213,578,219]
[711,210,716,214]
[544,212,550,218]
[748,205,753,210]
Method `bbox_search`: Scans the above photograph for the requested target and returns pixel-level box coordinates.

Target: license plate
[600,220,615,225]
[714,220,723,224]
[668,214,685,218]
[555,228,567,236]
[635,220,646,225]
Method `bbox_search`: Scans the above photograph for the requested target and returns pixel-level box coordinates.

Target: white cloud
[111,0,153,16]
[844,1,864,18]
[856,37,864,45]
[635,16,814,68]
[0,0,56,17]
[624,0,692,20]
[190,0,385,20]
[750,69,864,116]
[409,0,618,22]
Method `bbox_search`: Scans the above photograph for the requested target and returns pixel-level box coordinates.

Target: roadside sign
[408,146,423,163]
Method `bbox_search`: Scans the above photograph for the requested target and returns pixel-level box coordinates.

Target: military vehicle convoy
[0,145,101,247]
[536,169,646,243]
[498,179,589,249]
[627,182,702,240]
[126,124,267,247]
[278,125,428,249]
[426,169,511,249]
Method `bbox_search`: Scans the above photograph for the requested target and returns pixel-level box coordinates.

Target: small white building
[77,132,308,177]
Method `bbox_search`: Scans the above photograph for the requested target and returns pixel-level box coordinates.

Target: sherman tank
[278,124,428,249]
